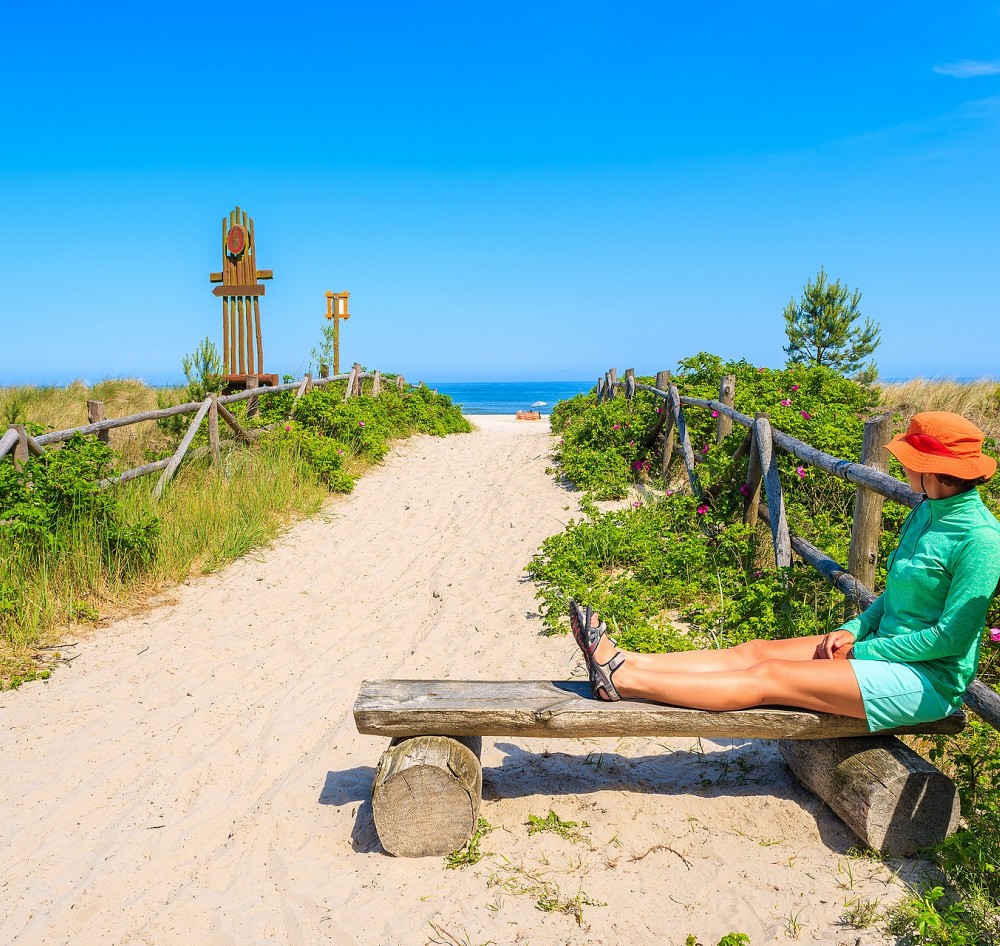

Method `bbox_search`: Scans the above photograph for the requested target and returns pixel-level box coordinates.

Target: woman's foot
[569,603,625,701]
[591,649,626,702]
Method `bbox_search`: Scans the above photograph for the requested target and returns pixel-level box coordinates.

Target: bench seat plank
[354,680,966,740]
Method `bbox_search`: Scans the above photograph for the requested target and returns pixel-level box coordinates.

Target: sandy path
[1,417,909,945]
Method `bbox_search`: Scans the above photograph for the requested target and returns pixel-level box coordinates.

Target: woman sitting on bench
[572,411,1000,732]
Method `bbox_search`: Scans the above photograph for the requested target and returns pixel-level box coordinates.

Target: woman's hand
[814,629,856,660]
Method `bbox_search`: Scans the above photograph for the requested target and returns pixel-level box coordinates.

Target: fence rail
[599,367,1000,730]
[1,363,403,496]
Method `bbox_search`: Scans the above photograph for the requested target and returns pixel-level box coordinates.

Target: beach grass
[0,376,470,688]
[878,378,1000,437]
[0,437,328,687]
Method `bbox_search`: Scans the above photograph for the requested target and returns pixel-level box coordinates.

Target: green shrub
[538,352,1000,944]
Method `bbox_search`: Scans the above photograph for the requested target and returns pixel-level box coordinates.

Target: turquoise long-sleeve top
[843,488,1000,707]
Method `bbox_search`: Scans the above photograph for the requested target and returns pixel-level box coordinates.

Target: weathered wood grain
[354,680,965,740]
[87,400,110,444]
[847,413,893,614]
[152,397,212,499]
[372,735,482,857]
[778,735,961,855]
[668,384,702,498]
[754,414,792,567]
[717,374,735,442]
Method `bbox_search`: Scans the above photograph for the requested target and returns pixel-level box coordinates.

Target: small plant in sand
[841,895,881,929]
[487,860,604,926]
[525,810,591,846]
[444,817,493,869]
[685,934,750,946]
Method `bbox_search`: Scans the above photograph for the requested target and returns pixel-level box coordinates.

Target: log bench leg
[778,735,960,856]
[372,735,483,857]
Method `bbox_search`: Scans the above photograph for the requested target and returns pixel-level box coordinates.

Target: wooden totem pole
[209,206,276,387]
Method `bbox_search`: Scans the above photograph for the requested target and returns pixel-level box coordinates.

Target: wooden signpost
[209,206,277,388]
[324,291,351,376]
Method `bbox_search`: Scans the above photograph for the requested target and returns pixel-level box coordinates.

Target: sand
[0,415,913,945]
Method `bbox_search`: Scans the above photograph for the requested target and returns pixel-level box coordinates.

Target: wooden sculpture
[209,206,276,387]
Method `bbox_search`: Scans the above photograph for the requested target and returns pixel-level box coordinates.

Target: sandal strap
[591,650,625,702]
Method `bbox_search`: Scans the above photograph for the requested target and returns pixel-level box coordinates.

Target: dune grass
[0,377,470,688]
[878,378,999,438]
[0,378,186,466]
[0,438,329,686]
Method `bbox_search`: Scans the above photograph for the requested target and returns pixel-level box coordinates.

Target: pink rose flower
[711,410,718,418]
[790,384,800,392]
[632,501,643,509]
[739,483,750,496]
[800,410,811,420]
[284,424,291,432]
[664,489,674,496]
[701,444,709,454]
[990,629,1000,643]
[359,420,365,428]
[796,465,807,478]
[696,504,709,515]
[780,398,792,407]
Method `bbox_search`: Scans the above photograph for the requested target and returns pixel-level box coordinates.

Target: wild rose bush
[537,351,1000,942]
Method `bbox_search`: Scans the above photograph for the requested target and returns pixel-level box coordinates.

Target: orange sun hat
[885,411,996,480]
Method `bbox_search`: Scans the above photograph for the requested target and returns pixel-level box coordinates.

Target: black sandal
[569,600,614,673]
[590,650,625,702]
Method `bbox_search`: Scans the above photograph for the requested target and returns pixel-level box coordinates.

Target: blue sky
[1,2,998,384]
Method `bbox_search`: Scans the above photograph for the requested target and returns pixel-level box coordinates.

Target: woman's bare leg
[584,611,823,673]
[579,611,865,718]
[614,657,866,719]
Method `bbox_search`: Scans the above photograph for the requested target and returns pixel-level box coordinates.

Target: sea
[425,381,593,415]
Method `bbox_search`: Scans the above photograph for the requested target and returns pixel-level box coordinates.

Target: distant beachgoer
[571,412,1000,731]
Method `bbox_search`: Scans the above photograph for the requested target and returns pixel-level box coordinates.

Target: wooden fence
[0,363,405,498]
[596,367,1000,729]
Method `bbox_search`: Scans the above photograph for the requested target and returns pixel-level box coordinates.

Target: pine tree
[783,268,880,382]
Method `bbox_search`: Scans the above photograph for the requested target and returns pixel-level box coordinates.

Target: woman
[572,411,1000,731]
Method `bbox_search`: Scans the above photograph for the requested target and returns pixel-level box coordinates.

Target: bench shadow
[485,740,861,856]
[320,745,939,866]
[318,766,384,854]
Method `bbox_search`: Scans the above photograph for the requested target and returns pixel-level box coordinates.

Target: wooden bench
[354,679,966,858]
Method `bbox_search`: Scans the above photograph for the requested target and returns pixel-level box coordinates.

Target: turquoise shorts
[849,659,954,733]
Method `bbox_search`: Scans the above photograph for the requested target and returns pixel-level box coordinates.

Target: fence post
[743,421,763,528]
[667,384,702,498]
[12,425,29,472]
[754,414,792,567]
[608,368,617,397]
[245,377,259,419]
[373,370,382,396]
[596,377,605,403]
[208,396,221,465]
[624,368,635,402]
[847,412,893,616]
[344,366,356,400]
[396,375,405,390]
[153,397,213,499]
[352,363,364,397]
[87,400,110,444]
[717,375,735,443]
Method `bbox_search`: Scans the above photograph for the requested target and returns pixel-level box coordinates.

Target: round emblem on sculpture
[226,225,247,256]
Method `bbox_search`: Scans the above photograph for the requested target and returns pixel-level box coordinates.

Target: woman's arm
[852,530,1000,664]
[838,594,885,643]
